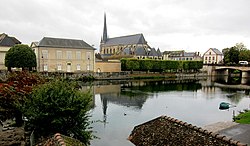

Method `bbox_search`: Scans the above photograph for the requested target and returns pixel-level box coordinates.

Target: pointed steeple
[102,13,108,43]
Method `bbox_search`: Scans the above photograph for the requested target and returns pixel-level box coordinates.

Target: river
[88,77,250,146]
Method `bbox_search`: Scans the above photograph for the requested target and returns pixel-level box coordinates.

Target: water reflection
[88,79,250,146]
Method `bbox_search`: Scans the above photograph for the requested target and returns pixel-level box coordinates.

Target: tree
[21,79,93,144]
[223,46,240,64]
[223,43,248,65]
[5,44,37,71]
[235,42,247,51]
[239,49,250,62]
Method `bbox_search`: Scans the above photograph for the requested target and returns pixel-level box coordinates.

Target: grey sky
[1,0,250,54]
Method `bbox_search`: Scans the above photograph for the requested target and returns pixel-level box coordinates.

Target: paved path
[218,124,250,145]
[203,122,250,145]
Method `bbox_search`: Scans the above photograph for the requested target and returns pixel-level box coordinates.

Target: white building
[203,48,223,64]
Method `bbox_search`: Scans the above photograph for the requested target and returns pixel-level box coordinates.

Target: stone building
[203,48,223,64]
[100,14,162,60]
[31,37,95,73]
[163,50,202,61]
[0,33,21,71]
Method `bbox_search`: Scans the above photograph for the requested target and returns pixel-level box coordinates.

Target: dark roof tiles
[103,34,147,46]
[134,47,147,56]
[38,37,94,49]
[211,48,223,55]
[0,33,21,47]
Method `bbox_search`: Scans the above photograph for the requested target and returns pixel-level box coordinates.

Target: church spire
[102,13,108,43]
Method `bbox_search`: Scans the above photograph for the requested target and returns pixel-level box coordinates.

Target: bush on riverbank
[21,79,93,145]
[0,71,45,126]
[234,110,250,124]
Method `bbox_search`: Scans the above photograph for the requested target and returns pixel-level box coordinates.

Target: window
[212,56,215,60]
[76,51,81,60]
[77,64,81,70]
[56,51,62,59]
[209,52,211,55]
[205,57,207,60]
[86,52,91,60]
[66,51,72,59]
[43,64,48,71]
[42,50,48,59]
[209,57,211,60]
[57,64,62,71]
[87,64,90,71]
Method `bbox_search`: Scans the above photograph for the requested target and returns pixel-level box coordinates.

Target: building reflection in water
[200,77,250,104]
[90,80,202,126]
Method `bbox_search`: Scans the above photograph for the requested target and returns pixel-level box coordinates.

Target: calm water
[89,78,250,146]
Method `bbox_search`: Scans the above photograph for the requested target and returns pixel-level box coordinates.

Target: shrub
[22,79,93,144]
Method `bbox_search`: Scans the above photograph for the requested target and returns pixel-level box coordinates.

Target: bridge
[215,66,250,72]
[204,65,250,84]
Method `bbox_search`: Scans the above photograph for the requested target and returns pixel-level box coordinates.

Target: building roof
[184,52,196,57]
[203,48,223,56]
[157,48,162,56]
[211,48,223,55]
[103,34,147,46]
[128,115,247,146]
[37,37,94,49]
[135,47,147,56]
[0,33,21,47]
[149,48,159,57]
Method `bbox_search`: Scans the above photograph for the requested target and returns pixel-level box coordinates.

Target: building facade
[31,37,95,73]
[100,14,162,60]
[0,33,21,71]
[163,50,202,61]
[203,48,223,64]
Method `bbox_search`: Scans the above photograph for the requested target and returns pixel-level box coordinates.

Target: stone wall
[95,61,121,73]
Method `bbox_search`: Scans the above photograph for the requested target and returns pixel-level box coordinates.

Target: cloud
[0,0,250,53]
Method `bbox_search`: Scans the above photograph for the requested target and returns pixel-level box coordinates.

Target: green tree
[223,46,240,64]
[21,79,93,144]
[126,59,140,71]
[235,42,247,51]
[239,49,250,62]
[5,44,37,71]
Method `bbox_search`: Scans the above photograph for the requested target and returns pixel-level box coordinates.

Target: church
[100,14,162,60]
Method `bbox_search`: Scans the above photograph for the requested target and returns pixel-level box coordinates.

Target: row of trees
[121,59,203,72]
[223,43,250,65]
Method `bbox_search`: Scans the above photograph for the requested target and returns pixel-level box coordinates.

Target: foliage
[223,43,249,65]
[234,110,250,124]
[21,79,93,144]
[121,58,203,73]
[5,44,37,71]
[0,71,45,125]
[239,49,250,62]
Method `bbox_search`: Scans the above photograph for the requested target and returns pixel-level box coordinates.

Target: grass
[234,110,250,124]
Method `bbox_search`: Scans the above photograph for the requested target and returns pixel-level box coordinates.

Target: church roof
[37,37,94,49]
[0,33,21,47]
[135,47,147,56]
[149,48,159,56]
[157,48,162,56]
[103,34,147,46]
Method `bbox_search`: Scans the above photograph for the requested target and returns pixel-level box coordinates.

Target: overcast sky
[1,0,250,54]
